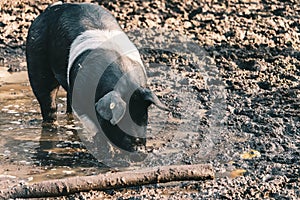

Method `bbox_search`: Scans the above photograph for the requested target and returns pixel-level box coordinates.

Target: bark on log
[0,164,214,199]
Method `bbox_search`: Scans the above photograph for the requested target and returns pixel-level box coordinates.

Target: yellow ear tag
[110,102,115,110]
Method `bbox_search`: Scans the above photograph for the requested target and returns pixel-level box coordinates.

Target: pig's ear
[95,91,126,125]
[143,89,170,111]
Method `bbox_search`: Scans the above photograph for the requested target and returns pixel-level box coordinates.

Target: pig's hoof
[66,113,74,124]
[42,121,59,129]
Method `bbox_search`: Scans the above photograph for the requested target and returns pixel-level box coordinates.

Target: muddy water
[0,68,108,187]
[0,65,222,189]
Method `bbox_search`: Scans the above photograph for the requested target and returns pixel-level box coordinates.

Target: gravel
[0,0,299,199]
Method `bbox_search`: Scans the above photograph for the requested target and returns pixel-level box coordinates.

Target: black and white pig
[26,2,168,152]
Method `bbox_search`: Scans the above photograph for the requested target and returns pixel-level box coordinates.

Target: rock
[183,21,192,29]
[237,59,259,71]
[257,81,272,90]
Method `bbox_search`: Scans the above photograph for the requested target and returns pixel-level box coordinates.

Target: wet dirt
[0,0,300,199]
[0,69,107,188]
[0,57,217,195]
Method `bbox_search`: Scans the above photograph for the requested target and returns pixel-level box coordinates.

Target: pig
[26,2,168,152]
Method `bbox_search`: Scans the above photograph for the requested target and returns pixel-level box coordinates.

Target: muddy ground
[0,0,300,199]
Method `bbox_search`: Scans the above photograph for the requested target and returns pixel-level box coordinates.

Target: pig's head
[95,87,168,152]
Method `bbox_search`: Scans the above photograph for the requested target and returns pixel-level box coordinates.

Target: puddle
[0,60,229,190]
[0,68,108,187]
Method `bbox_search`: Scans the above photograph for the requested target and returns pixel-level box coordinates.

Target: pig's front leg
[66,92,74,122]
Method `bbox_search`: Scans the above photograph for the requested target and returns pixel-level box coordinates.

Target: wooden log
[0,164,214,199]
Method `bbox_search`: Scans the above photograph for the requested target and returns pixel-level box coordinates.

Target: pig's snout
[134,137,145,146]
[123,135,146,152]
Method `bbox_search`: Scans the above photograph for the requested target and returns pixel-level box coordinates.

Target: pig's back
[47,3,121,38]
[27,3,121,90]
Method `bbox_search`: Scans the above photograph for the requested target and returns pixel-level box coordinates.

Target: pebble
[0,0,299,199]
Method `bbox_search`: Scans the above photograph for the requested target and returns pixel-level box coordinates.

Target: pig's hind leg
[27,61,60,127]
[27,29,60,127]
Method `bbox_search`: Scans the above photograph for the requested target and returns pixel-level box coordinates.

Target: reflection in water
[0,62,227,183]
[34,126,106,168]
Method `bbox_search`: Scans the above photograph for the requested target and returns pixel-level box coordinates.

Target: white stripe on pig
[67,29,146,85]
